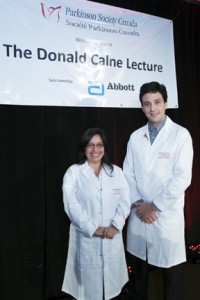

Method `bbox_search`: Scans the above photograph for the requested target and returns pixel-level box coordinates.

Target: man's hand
[135,202,158,224]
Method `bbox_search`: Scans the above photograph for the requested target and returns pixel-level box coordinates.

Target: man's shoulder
[164,116,190,133]
[129,124,147,138]
[170,120,190,136]
[165,119,192,145]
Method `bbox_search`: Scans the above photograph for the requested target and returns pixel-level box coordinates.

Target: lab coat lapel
[151,116,174,146]
[142,116,174,147]
[80,162,101,191]
[142,125,151,146]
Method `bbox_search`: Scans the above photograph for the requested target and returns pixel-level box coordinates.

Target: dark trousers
[127,252,184,300]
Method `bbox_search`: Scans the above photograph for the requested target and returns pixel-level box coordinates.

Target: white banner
[0,0,178,108]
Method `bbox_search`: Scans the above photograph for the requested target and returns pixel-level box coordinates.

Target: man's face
[141,92,167,127]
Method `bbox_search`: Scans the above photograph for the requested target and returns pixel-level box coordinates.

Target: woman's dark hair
[139,81,168,104]
[78,127,113,174]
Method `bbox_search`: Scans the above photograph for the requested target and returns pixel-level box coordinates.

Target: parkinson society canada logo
[41,3,62,22]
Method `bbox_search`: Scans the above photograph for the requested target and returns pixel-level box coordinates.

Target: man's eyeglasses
[86,143,104,149]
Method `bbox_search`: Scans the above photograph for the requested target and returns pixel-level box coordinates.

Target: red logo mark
[41,3,61,22]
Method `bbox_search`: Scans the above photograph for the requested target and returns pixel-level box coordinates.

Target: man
[123,82,193,300]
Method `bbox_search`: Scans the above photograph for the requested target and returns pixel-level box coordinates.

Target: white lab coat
[123,116,193,268]
[62,162,131,300]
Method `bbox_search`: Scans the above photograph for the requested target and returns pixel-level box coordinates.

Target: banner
[0,0,178,108]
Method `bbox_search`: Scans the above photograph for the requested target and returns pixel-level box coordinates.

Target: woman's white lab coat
[123,116,193,268]
[62,162,131,300]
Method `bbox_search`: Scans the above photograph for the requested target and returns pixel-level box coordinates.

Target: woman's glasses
[86,143,104,149]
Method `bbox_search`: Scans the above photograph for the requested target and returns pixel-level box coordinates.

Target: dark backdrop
[0,1,200,299]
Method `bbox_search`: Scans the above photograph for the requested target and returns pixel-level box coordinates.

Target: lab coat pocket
[78,234,102,263]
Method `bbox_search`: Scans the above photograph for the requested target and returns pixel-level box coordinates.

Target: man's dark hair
[139,81,168,105]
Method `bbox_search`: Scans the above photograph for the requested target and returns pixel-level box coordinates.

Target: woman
[62,128,131,300]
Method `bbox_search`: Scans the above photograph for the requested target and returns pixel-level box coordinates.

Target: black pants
[127,252,184,300]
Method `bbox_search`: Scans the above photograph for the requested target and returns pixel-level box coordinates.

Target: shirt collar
[148,116,167,133]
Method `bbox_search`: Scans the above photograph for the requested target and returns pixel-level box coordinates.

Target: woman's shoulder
[107,164,123,175]
[64,163,84,176]
[112,164,122,171]
[67,163,87,172]
[63,163,86,183]
[68,163,80,170]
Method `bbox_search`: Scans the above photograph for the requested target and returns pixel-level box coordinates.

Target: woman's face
[85,134,105,165]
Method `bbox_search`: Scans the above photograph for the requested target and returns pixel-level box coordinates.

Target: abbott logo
[41,3,62,22]
[88,81,105,96]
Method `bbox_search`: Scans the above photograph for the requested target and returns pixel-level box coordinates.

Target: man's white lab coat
[62,162,131,300]
[123,116,193,268]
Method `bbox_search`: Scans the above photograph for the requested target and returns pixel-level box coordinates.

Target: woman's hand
[94,227,105,237]
[103,225,118,239]
[94,225,118,239]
